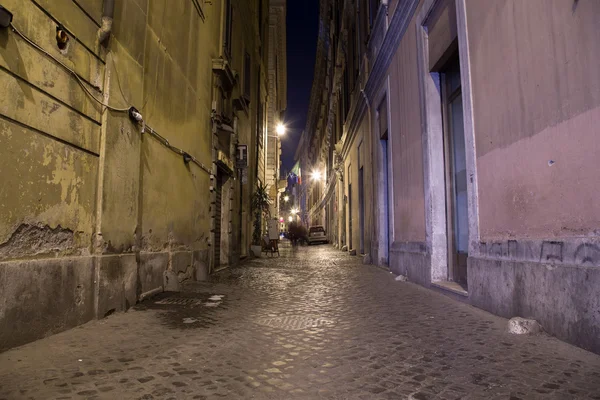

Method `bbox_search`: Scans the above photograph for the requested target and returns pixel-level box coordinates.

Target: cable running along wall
[8,22,211,175]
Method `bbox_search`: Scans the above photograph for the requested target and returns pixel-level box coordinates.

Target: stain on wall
[0,0,266,351]
[468,0,600,240]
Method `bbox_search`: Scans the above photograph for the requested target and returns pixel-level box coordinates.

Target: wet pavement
[1,243,600,399]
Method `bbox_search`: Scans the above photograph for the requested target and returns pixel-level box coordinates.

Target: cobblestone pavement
[1,244,600,400]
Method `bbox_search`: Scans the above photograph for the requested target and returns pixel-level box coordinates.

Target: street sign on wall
[236,145,248,169]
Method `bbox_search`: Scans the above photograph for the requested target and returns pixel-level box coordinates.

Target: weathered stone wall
[467,0,600,241]
[266,0,286,210]
[464,0,600,354]
[378,0,428,277]
[0,0,106,351]
[385,4,426,245]
[307,0,600,354]
[0,0,265,351]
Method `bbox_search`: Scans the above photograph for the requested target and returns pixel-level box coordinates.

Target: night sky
[282,0,320,173]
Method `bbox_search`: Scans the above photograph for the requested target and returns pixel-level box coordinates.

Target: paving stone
[0,244,600,399]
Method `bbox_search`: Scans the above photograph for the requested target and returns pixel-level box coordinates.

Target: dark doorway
[348,182,353,251]
[441,56,468,288]
[214,174,223,268]
[381,138,389,260]
[347,164,353,250]
[358,166,365,255]
[378,96,390,263]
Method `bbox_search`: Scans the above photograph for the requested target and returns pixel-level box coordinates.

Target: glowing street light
[284,195,289,202]
[291,208,298,215]
[276,123,286,136]
[288,216,293,222]
[311,170,323,181]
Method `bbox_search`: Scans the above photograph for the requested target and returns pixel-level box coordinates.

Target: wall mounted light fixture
[56,25,69,49]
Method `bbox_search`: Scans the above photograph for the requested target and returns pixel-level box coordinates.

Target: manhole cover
[254,315,335,331]
[155,297,203,306]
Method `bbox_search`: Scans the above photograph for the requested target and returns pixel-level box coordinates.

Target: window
[224,0,233,59]
[328,135,334,177]
[342,71,350,121]
[244,52,251,99]
[257,101,264,147]
[359,0,369,47]
[349,25,357,83]
[369,0,379,27]
[258,0,263,33]
[335,0,341,37]
[377,96,388,139]
[441,56,469,286]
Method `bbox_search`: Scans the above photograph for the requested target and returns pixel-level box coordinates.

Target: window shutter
[427,0,458,71]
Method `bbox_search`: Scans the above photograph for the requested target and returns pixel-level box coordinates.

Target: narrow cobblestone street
[1,244,600,400]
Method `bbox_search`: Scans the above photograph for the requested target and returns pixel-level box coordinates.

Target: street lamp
[266,122,286,229]
[288,216,293,222]
[291,208,298,215]
[284,195,289,202]
[276,123,286,136]
[311,170,323,182]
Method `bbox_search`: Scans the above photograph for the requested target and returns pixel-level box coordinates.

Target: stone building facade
[0,0,276,350]
[299,0,600,354]
[265,0,286,216]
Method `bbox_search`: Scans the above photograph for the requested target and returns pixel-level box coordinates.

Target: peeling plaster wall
[0,0,102,262]
[0,123,98,260]
[0,0,104,351]
[0,0,265,351]
[135,0,215,255]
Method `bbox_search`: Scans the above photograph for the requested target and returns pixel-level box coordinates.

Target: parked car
[308,225,328,245]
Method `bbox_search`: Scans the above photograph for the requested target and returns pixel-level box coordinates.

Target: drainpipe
[98,0,115,45]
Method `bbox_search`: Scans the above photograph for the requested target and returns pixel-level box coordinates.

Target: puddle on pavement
[134,292,226,330]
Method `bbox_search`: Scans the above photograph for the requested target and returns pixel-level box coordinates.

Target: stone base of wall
[0,257,96,352]
[97,254,138,319]
[390,242,430,286]
[0,249,211,352]
[469,257,600,355]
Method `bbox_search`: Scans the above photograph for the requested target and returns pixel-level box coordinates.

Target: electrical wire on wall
[8,22,211,175]
[128,108,212,174]
[10,23,129,113]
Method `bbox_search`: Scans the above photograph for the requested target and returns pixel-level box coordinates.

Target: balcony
[212,58,236,92]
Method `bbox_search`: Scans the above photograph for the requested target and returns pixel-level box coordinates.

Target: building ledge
[212,58,236,91]
[216,150,234,175]
[233,96,250,115]
[432,281,468,297]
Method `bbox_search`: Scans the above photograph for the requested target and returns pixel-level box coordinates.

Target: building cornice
[364,0,419,100]
[340,0,419,160]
